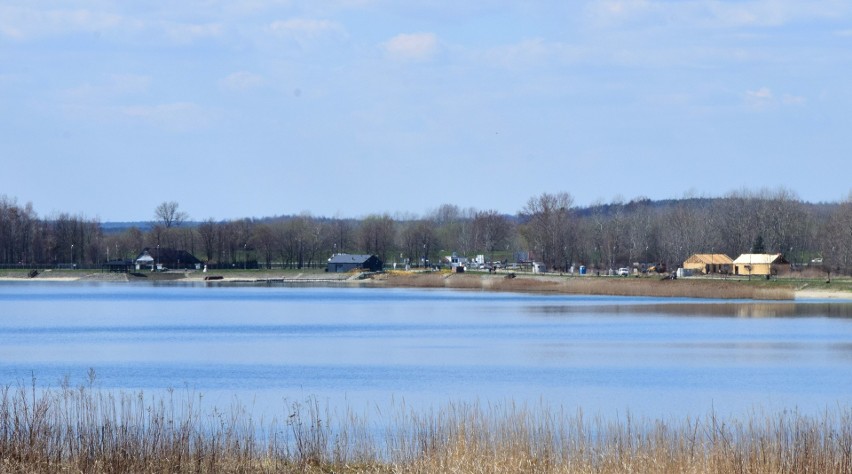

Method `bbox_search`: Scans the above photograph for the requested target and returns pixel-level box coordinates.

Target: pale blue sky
[2,1,851,221]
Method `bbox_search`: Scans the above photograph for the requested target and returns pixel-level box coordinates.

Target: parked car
[617,267,630,276]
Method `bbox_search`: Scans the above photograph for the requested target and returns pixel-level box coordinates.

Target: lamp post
[156,244,160,272]
[244,243,247,270]
[70,244,74,269]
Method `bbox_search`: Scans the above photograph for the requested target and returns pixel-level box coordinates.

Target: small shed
[327,254,383,273]
[732,253,788,277]
[683,254,733,274]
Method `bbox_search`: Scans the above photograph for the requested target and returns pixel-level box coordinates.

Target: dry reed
[1,377,848,473]
[384,273,795,300]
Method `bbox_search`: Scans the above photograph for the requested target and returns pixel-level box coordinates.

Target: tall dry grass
[385,273,795,300]
[1,377,849,473]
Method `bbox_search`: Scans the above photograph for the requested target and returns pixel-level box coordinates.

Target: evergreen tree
[751,235,766,253]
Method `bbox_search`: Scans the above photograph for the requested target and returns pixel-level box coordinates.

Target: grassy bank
[1,382,849,473]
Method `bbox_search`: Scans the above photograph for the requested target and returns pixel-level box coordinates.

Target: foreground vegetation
[1,381,849,473]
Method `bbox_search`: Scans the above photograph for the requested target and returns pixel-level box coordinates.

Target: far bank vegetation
[1,188,851,280]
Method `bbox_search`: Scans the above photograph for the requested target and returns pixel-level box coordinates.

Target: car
[617,267,630,276]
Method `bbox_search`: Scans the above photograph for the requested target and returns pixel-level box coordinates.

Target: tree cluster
[0,189,850,274]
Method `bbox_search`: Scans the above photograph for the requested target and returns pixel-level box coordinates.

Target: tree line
[1,188,851,274]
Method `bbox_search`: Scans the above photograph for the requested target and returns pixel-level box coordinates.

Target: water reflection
[1,283,851,421]
[528,302,852,319]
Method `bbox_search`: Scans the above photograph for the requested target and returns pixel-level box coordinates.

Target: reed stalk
[1,380,848,473]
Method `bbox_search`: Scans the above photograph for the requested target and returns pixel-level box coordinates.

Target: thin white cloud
[56,98,216,132]
[0,6,138,39]
[0,5,222,44]
[119,102,215,131]
[162,22,223,43]
[62,74,151,102]
[587,0,852,29]
[745,87,806,109]
[383,32,438,61]
[219,71,266,91]
[482,38,585,69]
[746,86,773,106]
[781,93,806,106]
[269,18,344,40]
[594,0,654,20]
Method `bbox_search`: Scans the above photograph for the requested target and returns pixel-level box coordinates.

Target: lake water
[1,282,850,420]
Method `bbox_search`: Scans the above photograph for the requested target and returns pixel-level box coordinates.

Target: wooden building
[732,253,788,277]
[683,254,733,274]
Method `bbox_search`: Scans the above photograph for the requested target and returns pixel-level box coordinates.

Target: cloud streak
[383,32,438,61]
[745,87,806,109]
[587,0,852,28]
[0,5,135,39]
[219,72,266,91]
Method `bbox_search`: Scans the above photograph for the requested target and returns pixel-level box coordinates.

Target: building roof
[732,253,785,265]
[328,254,376,264]
[684,254,733,265]
[135,248,202,265]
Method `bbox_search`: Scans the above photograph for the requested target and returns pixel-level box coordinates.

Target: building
[135,248,202,271]
[732,253,788,277]
[444,253,468,271]
[683,254,733,274]
[327,254,383,273]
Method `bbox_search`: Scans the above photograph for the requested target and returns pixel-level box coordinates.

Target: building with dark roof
[327,254,383,273]
[135,247,202,270]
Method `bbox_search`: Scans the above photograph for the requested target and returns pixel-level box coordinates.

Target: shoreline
[3,270,851,300]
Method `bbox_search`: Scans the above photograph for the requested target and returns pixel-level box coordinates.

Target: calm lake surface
[1,282,851,420]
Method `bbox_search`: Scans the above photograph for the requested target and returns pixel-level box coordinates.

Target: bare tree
[154,201,188,229]
[519,192,575,271]
[819,195,852,277]
[473,210,511,264]
[197,219,218,262]
[358,214,395,263]
[329,217,353,254]
[252,223,276,269]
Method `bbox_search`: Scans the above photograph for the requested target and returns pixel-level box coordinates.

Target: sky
[2,1,851,222]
